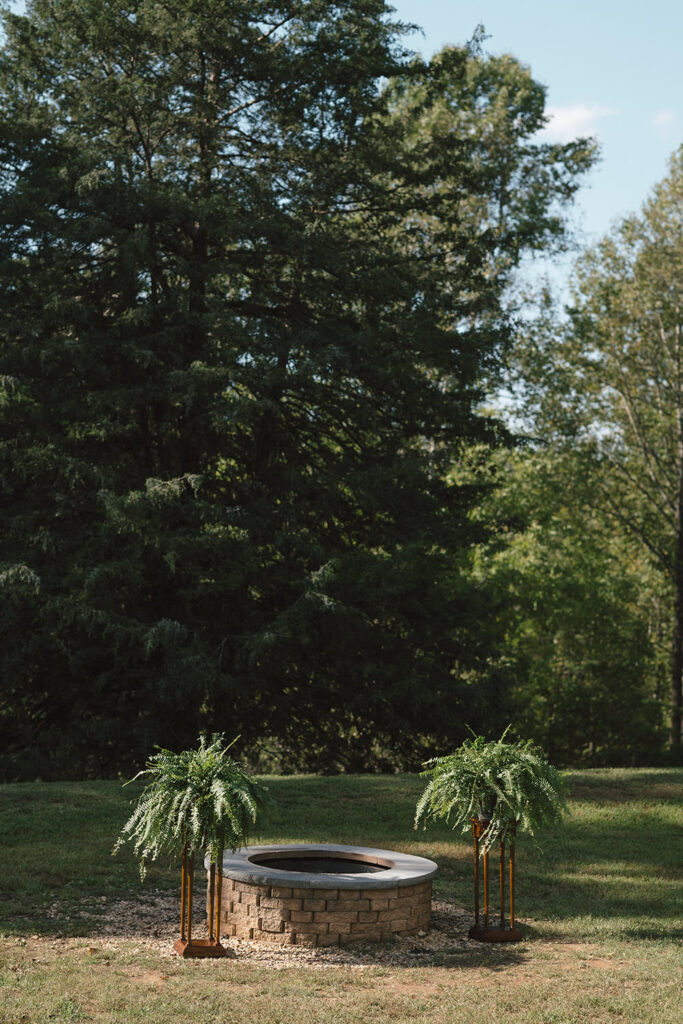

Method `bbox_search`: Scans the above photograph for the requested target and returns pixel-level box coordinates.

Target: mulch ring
[47,892,517,968]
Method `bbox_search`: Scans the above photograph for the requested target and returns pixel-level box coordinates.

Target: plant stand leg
[500,839,505,929]
[510,838,516,930]
[214,848,223,945]
[208,860,215,942]
[180,847,188,942]
[483,845,489,930]
[187,854,194,945]
[472,822,480,927]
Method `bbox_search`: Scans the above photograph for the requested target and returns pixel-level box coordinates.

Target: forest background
[0,0,680,781]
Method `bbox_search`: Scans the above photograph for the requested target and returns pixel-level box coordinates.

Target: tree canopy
[0,1,594,779]
[510,146,683,759]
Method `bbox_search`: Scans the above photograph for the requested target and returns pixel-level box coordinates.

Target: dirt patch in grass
[139,969,173,986]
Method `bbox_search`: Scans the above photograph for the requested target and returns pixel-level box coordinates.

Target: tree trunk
[673,365,683,759]
[671,552,683,758]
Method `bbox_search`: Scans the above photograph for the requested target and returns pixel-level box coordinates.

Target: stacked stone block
[211,878,432,947]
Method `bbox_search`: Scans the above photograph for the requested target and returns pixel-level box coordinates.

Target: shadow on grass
[431,833,682,938]
[565,768,682,805]
[397,947,533,971]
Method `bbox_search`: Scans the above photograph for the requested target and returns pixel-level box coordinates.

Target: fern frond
[113,735,272,877]
[414,730,566,852]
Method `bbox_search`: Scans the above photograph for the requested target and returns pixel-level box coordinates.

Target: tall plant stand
[468,819,522,943]
[173,847,228,958]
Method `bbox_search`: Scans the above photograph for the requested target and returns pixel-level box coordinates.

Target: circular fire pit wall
[208,844,437,947]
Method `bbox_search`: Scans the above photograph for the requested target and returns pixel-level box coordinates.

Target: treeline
[497,149,683,766]
[0,1,677,781]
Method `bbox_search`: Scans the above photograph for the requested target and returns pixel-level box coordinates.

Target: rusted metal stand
[173,847,227,958]
[468,819,522,943]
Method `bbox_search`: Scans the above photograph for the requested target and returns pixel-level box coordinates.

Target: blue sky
[390,0,682,252]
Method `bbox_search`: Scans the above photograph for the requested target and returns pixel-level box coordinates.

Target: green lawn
[0,768,681,1023]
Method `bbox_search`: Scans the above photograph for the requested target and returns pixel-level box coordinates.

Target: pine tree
[0,2,593,777]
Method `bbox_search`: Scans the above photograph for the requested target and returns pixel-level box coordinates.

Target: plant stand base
[468,924,522,943]
[173,938,229,958]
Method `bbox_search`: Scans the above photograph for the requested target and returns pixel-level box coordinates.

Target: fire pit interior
[248,852,389,874]
[209,843,437,947]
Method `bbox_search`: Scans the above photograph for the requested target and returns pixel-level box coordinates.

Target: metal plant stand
[468,819,522,942]
[173,847,228,958]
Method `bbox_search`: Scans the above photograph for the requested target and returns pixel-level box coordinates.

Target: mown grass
[0,768,681,1023]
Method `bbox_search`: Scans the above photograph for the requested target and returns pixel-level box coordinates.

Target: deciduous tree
[514,147,683,756]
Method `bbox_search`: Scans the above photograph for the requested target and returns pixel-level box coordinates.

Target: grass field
[0,768,681,1023]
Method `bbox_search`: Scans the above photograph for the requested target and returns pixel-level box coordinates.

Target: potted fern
[114,734,271,957]
[415,730,567,942]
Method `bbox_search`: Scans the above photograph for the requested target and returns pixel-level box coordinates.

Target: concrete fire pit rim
[207,843,438,890]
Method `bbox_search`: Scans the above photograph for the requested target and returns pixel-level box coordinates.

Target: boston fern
[415,731,567,849]
[114,735,271,877]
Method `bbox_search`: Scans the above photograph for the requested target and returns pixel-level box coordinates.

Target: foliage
[113,735,271,876]
[0,1,594,778]
[512,145,683,756]
[460,445,668,765]
[415,730,568,849]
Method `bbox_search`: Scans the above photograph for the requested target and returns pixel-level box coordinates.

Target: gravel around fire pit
[47,890,505,968]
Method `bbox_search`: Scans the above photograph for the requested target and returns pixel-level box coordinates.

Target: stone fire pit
[207,843,437,947]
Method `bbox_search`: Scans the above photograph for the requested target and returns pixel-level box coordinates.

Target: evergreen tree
[0,2,592,778]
